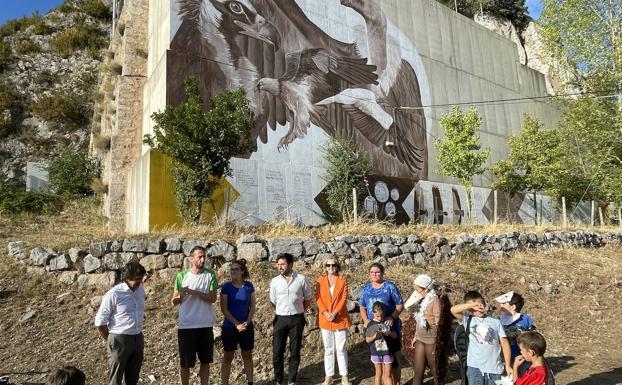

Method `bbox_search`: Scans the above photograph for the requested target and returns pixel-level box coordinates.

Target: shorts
[222,326,255,352]
[178,327,213,367]
[371,354,394,365]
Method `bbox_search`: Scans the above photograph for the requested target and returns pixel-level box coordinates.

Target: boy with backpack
[451,291,512,385]
[495,292,535,373]
[512,331,550,385]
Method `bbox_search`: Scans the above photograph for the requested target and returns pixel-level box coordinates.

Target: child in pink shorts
[365,301,398,385]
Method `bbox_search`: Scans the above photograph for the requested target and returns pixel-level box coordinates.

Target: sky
[526,0,543,19]
[0,0,64,26]
[0,0,543,28]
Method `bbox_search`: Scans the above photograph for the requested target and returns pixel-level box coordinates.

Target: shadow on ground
[566,367,622,385]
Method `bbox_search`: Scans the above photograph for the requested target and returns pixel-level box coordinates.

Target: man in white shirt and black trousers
[95,261,147,385]
[269,253,312,385]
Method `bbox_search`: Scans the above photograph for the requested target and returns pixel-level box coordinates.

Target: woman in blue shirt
[220,259,256,385]
[359,262,404,385]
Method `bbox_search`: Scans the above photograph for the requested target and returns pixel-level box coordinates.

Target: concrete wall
[123,0,569,231]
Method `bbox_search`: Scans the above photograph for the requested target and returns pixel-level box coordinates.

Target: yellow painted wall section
[148,150,240,230]
[148,150,184,230]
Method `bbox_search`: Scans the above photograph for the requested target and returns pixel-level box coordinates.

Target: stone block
[167,253,185,268]
[58,271,79,285]
[77,272,117,289]
[89,241,112,258]
[122,239,148,252]
[110,240,123,252]
[237,243,268,262]
[367,235,382,245]
[399,243,423,253]
[140,254,167,271]
[182,240,209,256]
[83,254,102,273]
[48,254,72,271]
[302,238,324,255]
[267,238,304,260]
[8,241,27,260]
[377,243,399,257]
[67,247,86,263]
[236,234,257,245]
[103,252,138,270]
[165,238,182,252]
[334,235,357,244]
[209,240,235,261]
[146,239,164,254]
[30,247,56,266]
[390,235,407,245]
[350,243,377,259]
[327,241,351,256]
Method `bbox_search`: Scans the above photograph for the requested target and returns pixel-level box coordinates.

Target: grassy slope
[0,200,621,384]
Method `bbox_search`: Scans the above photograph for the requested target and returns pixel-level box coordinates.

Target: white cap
[413,274,434,290]
[495,291,514,304]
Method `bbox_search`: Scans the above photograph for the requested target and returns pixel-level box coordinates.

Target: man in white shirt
[171,246,218,385]
[269,253,312,385]
[95,261,147,385]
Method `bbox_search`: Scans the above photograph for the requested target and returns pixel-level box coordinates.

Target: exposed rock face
[522,22,579,94]
[0,6,110,180]
[474,13,526,64]
[473,14,579,94]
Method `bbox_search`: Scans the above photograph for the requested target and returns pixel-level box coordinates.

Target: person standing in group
[316,258,352,385]
[270,253,312,385]
[95,262,147,385]
[172,246,219,385]
[359,263,404,385]
[220,259,256,385]
[403,274,452,385]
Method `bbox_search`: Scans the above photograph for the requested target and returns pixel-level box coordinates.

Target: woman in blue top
[220,259,256,385]
[359,262,404,385]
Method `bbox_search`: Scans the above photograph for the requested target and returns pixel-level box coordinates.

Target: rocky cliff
[474,13,579,95]
[0,0,111,181]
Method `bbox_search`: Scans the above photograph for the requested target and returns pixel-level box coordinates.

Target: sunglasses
[325,264,337,268]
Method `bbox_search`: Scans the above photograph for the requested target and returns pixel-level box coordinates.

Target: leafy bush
[47,147,100,197]
[0,13,51,38]
[0,78,22,138]
[436,0,530,31]
[81,0,111,20]
[30,91,91,131]
[51,24,106,58]
[0,178,64,215]
[15,39,42,55]
[0,39,13,70]
[323,136,372,222]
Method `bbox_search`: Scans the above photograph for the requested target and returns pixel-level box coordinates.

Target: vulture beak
[234,15,281,51]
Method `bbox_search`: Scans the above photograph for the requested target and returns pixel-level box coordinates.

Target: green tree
[490,114,580,220]
[435,106,490,219]
[540,0,621,105]
[323,136,372,222]
[540,0,622,210]
[47,147,100,197]
[144,78,254,224]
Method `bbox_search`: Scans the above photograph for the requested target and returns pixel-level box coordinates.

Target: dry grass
[2,198,621,252]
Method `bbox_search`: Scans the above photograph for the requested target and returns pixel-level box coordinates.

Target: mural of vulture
[170,0,429,181]
[257,48,379,149]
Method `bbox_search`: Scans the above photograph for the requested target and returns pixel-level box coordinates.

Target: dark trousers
[272,314,305,384]
[107,333,144,385]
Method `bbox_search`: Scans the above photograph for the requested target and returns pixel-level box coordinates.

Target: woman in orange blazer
[316,258,352,385]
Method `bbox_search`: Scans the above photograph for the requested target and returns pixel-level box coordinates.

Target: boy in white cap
[494,291,535,375]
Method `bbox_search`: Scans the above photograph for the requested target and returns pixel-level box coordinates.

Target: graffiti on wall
[167,0,432,223]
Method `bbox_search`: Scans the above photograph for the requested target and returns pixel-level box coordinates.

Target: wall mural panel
[167,0,433,224]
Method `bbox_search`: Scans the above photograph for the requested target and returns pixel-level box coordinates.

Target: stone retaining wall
[7,231,622,289]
